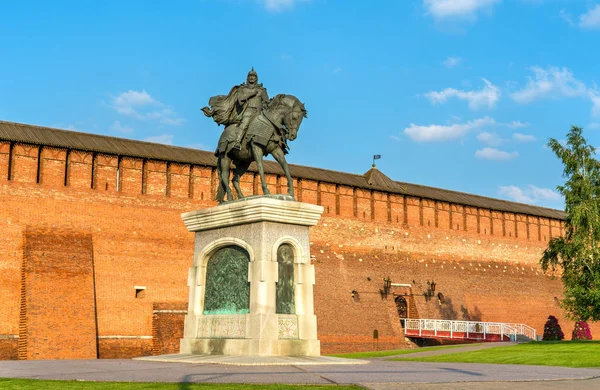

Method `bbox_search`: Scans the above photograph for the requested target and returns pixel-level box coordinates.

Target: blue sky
[2,0,600,209]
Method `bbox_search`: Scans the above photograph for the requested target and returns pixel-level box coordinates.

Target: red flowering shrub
[543,315,565,341]
[572,321,592,340]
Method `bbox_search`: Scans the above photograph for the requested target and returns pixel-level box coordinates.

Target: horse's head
[266,94,307,141]
[284,97,307,141]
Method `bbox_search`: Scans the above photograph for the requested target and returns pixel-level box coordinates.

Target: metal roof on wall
[0,120,565,220]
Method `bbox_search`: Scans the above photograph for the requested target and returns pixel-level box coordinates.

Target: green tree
[541,126,600,322]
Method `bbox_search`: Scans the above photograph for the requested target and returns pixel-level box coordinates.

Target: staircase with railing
[402,318,537,342]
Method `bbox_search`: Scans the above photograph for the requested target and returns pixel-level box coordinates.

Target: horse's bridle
[263,103,290,139]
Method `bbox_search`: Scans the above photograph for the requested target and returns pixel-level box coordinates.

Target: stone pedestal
[179,195,323,356]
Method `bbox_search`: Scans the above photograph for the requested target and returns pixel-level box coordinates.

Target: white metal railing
[402,318,536,341]
[512,323,537,340]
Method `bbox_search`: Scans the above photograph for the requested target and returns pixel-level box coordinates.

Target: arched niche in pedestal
[203,245,250,315]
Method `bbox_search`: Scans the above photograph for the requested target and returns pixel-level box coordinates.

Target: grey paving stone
[1,359,599,386]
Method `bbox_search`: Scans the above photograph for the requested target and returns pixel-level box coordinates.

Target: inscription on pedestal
[197,315,247,339]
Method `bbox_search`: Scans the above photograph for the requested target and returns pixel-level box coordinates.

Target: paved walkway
[135,353,369,365]
[1,358,599,388]
[380,342,516,359]
[1,343,599,389]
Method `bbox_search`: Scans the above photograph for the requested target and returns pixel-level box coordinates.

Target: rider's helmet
[247,67,258,83]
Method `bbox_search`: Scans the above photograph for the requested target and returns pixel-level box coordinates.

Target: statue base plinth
[179,196,324,357]
[180,338,321,357]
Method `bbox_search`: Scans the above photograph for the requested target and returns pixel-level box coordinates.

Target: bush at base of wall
[572,321,593,341]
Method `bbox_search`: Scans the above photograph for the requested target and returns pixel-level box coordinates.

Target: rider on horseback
[235,68,269,149]
[201,68,269,150]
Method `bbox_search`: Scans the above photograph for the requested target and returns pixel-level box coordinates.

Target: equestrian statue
[201,68,307,203]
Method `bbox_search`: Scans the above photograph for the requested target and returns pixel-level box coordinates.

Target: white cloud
[499,185,562,205]
[589,122,600,130]
[475,147,518,160]
[512,66,600,118]
[111,90,184,126]
[53,124,81,132]
[506,120,529,129]
[113,90,155,115]
[513,133,537,142]
[424,0,501,20]
[560,9,575,26]
[591,90,600,117]
[511,66,587,104]
[477,131,505,146]
[144,134,174,145]
[404,117,495,142]
[186,143,207,150]
[111,120,134,134]
[425,79,500,110]
[580,5,600,29]
[262,0,310,12]
[443,56,462,68]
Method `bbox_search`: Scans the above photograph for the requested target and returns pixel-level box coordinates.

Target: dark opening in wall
[135,286,146,298]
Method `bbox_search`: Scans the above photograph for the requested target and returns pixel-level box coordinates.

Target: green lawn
[393,341,600,367]
[0,380,362,390]
[328,343,475,359]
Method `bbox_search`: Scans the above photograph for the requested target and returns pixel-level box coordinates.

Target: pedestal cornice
[182,196,324,232]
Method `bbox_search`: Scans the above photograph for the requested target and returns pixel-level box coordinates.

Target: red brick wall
[152,302,187,355]
[0,338,18,360]
[10,144,39,184]
[0,221,20,351]
[98,339,152,359]
[67,150,93,189]
[0,142,10,180]
[309,215,600,353]
[40,147,67,187]
[0,140,586,359]
[313,241,406,353]
[20,228,97,360]
[120,157,143,195]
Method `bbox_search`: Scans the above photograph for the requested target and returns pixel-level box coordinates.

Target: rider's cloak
[203,86,242,126]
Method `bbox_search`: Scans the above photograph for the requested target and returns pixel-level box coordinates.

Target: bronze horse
[215,94,307,203]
